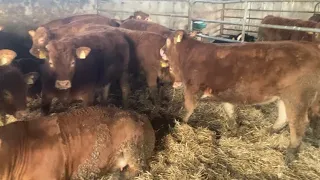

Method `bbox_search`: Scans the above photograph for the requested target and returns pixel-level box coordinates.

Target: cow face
[159,30,186,88]
[28,27,51,59]
[0,49,38,116]
[133,11,152,21]
[45,41,91,90]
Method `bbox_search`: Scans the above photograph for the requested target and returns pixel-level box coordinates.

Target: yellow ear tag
[79,51,86,59]
[0,57,8,66]
[39,51,46,59]
[160,61,169,68]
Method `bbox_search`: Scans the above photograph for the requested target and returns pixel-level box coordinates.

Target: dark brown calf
[0,49,38,124]
[120,19,172,37]
[258,15,320,41]
[0,106,155,179]
[160,30,320,164]
[29,16,120,59]
[40,29,130,114]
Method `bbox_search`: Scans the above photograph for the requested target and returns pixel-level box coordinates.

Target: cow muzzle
[55,80,72,90]
[160,49,168,60]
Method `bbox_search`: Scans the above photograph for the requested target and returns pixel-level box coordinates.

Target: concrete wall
[0,0,319,38]
[98,0,320,37]
[0,0,98,37]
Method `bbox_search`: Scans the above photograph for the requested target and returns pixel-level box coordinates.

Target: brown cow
[80,25,173,103]
[123,10,152,22]
[257,15,320,41]
[120,19,172,37]
[160,30,320,164]
[0,106,155,179]
[39,29,130,115]
[309,14,320,22]
[29,16,120,59]
[0,49,38,124]
[38,14,103,29]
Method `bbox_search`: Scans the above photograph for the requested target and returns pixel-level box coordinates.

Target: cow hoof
[285,148,298,165]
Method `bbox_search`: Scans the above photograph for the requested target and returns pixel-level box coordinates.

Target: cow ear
[0,49,17,66]
[28,30,35,37]
[24,72,39,85]
[76,47,91,59]
[174,30,185,44]
[136,15,141,20]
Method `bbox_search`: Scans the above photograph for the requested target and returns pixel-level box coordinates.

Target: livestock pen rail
[97,0,320,43]
[189,0,320,43]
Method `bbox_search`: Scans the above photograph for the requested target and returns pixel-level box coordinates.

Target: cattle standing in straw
[0,49,38,124]
[39,29,130,115]
[0,106,155,179]
[82,25,173,103]
[120,19,172,38]
[160,30,320,164]
[257,15,320,41]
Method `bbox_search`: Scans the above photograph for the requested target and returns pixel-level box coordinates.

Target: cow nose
[55,80,72,90]
[15,110,28,119]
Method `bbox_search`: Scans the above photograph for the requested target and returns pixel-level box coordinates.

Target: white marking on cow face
[237,34,242,41]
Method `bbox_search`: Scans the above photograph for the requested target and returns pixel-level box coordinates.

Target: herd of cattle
[0,10,320,179]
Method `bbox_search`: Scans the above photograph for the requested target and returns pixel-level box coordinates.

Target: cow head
[28,27,52,59]
[0,49,38,118]
[45,40,91,90]
[160,30,186,89]
[133,11,152,21]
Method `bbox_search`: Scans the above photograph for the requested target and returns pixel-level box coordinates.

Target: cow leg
[283,90,317,164]
[41,93,53,115]
[120,72,130,108]
[222,102,238,131]
[183,87,197,123]
[146,73,160,105]
[101,83,111,105]
[308,97,320,147]
[271,99,289,133]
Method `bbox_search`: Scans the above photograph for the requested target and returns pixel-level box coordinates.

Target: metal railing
[189,0,320,43]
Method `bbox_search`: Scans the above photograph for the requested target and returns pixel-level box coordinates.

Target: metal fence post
[241,0,249,42]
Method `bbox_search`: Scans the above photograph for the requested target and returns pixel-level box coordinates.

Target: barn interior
[0,0,320,179]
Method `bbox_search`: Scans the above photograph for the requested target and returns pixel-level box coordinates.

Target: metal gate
[188,0,320,42]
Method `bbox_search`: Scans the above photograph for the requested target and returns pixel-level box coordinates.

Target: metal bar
[97,9,188,18]
[314,2,320,14]
[100,0,187,2]
[224,8,315,14]
[223,28,258,34]
[224,16,263,20]
[220,4,225,35]
[240,1,249,42]
[193,0,319,3]
[191,18,320,33]
[196,34,240,43]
